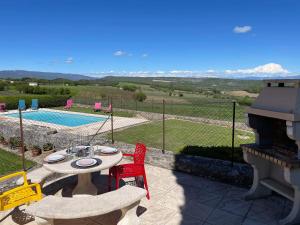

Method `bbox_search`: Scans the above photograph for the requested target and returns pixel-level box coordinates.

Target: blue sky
[0,0,299,77]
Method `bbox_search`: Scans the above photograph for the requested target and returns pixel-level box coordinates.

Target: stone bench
[26,185,147,225]
[16,167,54,187]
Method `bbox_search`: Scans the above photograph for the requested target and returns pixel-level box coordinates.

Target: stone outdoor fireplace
[241,79,300,225]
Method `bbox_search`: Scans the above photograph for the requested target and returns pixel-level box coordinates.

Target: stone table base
[72,173,98,195]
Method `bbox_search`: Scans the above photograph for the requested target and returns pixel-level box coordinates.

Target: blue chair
[18,99,26,111]
[31,99,38,110]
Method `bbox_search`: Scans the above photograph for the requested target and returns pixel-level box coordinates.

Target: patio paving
[0,161,291,225]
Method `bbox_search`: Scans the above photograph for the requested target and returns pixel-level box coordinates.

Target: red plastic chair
[108,143,150,199]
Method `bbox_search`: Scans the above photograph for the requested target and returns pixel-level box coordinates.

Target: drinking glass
[89,144,95,158]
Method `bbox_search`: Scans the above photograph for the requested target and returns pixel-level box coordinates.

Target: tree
[134,92,147,102]
[0,81,6,91]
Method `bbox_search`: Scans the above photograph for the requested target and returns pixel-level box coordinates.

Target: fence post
[231,101,236,167]
[162,99,165,154]
[111,97,114,144]
[18,109,26,171]
[152,99,154,112]
[135,100,138,111]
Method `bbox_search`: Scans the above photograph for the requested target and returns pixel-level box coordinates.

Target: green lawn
[53,106,136,118]
[113,119,254,153]
[0,149,35,176]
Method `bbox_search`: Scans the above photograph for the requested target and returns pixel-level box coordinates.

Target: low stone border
[112,142,253,187]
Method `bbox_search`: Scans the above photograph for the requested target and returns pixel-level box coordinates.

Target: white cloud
[114,50,127,56]
[225,63,289,75]
[65,57,73,64]
[142,53,148,58]
[206,69,215,73]
[233,25,252,33]
[86,63,294,78]
[170,70,194,74]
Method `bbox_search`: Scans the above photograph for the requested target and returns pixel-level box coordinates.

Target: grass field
[113,119,254,153]
[112,99,246,122]
[54,106,136,117]
[0,149,35,176]
[44,83,247,122]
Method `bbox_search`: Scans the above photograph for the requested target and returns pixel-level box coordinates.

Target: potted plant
[0,134,5,144]
[9,137,21,149]
[30,145,42,157]
[0,136,8,146]
[43,143,54,152]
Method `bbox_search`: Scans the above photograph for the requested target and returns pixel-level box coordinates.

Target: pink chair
[64,99,73,109]
[93,102,102,112]
[0,103,6,112]
[103,104,112,113]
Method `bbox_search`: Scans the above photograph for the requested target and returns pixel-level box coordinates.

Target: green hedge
[180,145,244,163]
[0,95,70,110]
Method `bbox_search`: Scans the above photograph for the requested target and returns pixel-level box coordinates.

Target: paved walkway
[0,162,291,225]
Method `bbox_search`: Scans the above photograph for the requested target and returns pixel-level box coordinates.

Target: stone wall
[0,120,108,150]
[113,142,253,187]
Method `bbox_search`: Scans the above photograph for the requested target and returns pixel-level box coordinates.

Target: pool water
[6,110,107,127]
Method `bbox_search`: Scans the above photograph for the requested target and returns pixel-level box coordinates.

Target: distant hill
[1,70,299,81]
[101,76,264,91]
[0,70,94,80]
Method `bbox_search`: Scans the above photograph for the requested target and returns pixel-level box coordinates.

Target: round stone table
[43,147,122,195]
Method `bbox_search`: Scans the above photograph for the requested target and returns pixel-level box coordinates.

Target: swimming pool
[5,110,107,127]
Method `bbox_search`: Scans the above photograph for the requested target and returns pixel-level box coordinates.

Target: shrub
[179,93,184,97]
[30,145,42,157]
[180,145,244,163]
[0,95,69,110]
[15,84,70,95]
[134,92,147,102]
[236,96,254,106]
[43,143,54,151]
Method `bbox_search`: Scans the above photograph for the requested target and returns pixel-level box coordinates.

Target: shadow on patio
[165,154,293,225]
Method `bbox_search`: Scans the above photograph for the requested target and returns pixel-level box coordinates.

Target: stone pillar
[243,151,272,200]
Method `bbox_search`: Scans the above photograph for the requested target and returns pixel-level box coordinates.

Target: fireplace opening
[248,114,298,155]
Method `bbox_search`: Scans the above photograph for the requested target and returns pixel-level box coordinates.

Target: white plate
[98,146,118,154]
[76,158,97,167]
[44,154,65,163]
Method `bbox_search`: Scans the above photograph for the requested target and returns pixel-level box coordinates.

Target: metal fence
[109,98,253,163]
[0,97,253,176]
